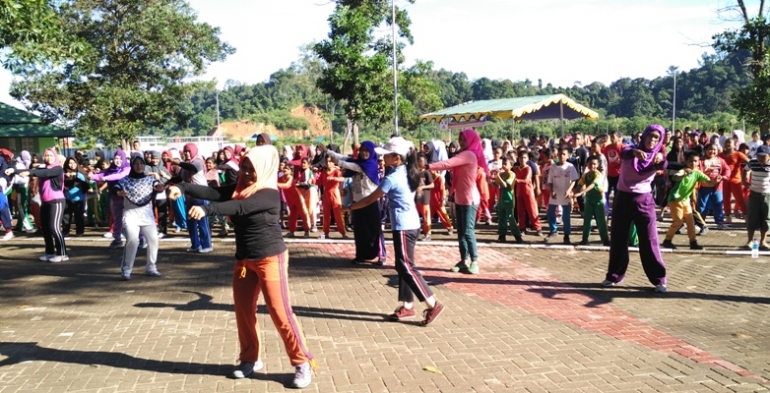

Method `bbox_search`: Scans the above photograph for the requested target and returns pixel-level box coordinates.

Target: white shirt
[749,141,762,159]
[329,151,379,201]
[547,163,579,205]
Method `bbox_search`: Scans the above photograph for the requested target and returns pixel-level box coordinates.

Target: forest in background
[153,48,754,144]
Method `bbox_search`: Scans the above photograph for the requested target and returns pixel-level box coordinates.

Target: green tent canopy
[419,94,599,124]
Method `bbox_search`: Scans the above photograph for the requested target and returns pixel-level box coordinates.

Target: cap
[375,136,411,157]
[757,145,770,157]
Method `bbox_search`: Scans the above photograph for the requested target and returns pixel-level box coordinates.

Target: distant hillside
[209,104,331,141]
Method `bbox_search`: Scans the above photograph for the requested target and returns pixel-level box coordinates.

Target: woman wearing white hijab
[482,138,494,163]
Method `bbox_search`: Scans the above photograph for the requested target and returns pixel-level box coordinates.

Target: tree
[712,0,770,132]
[314,0,415,144]
[9,0,234,147]
[0,0,86,69]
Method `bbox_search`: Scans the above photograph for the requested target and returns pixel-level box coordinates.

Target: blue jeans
[455,204,478,262]
[187,199,212,249]
[696,188,725,225]
[547,204,572,234]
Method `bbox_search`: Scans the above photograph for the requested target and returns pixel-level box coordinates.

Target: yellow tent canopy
[419,94,599,124]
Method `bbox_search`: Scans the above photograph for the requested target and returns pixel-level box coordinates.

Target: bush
[251,110,310,131]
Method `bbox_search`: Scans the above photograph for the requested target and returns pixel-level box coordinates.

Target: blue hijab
[346,141,380,185]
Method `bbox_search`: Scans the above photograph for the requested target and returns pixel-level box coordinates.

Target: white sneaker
[103,232,113,238]
[292,361,312,388]
[48,256,64,263]
[232,359,264,379]
[157,233,165,239]
[199,247,214,254]
[39,254,54,261]
[601,279,623,287]
[718,223,730,230]
[2,232,13,241]
[655,284,667,293]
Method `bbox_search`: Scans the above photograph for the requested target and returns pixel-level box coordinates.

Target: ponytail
[406,149,421,192]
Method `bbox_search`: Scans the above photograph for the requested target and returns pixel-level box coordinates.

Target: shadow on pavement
[134,291,387,322]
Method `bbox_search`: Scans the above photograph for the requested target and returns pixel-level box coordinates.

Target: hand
[4,169,12,176]
[653,152,664,165]
[632,149,647,160]
[167,185,182,200]
[551,191,557,199]
[117,190,127,197]
[684,168,692,175]
[565,191,573,199]
[716,175,723,182]
[188,206,206,220]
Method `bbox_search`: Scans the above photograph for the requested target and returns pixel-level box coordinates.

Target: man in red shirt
[601,131,624,215]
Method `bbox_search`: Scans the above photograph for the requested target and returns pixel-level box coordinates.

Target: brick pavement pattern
[0,234,769,392]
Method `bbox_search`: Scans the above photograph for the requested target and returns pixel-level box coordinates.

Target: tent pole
[511,117,515,143]
[560,101,565,137]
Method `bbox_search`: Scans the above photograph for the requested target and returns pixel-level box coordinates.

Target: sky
[0,0,753,110]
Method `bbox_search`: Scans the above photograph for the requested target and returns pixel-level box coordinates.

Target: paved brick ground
[1,229,769,392]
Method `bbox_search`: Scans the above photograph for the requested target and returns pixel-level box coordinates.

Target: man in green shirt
[663,151,721,250]
[495,158,523,244]
[575,156,609,246]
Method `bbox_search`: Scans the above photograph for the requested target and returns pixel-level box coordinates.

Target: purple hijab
[349,141,380,185]
[626,124,666,173]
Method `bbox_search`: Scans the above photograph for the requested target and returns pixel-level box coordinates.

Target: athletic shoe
[602,241,611,247]
[689,241,703,250]
[145,270,162,277]
[121,273,131,281]
[157,233,165,239]
[286,232,296,238]
[303,231,310,238]
[138,239,147,249]
[341,234,350,239]
[661,240,676,250]
[563,235,571,245]
[103,232,113,238]
[421,234,431,242]
[447,229,453,236]
[578,239,589,246]
[601,279,622,287]
[717,223,730,230]
[292,362,312,388]
[109,240,122,250]
[544,232,558,243]
[310,226,318,233]
[39,254,54,261]
[449,261,468,273]
[496,236,507,243]
[698,226,709,236]
[199,247,213,254]
[375,258,385,266]
[48,256,63,263]
[186,247,200,253]
[388,305,416,321]
[466,261,479,274]
[2,231,13,241]
[60,255,69,262]
[421,301,445,326]
[514,236,524,244]
[232,359,264,379]
[655,284,667,293]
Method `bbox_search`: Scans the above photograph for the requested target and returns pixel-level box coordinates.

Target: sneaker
[421,234,431,242]
[698,226,709,236]
[60,255,69,262]
[186,247,200,253]
[655,284,667,293]
[121,273,131,281]
[157,232,165,239]
[563,235,571,245]
[375,258,385,266]
[544,232,558,243]
[447,229,453,236]
[601,279,622,287]
[103,232,113,238]
[109,240,122,250]
[717,223,730,230]
[421,301,445,326]
[578,239,589,246]
[514,236,524,244]
[661,240,676,250]
[388,305,416,321]
[318,234,327,240]
[689,241,703,250]
[602,240,611,247]
[676,226,684,235]
[39,254,54,261]
[145,270,162,277]
[466,261,479,274]
[232,359,264,379]
[174,227,181,234]
[292,361,312,388]
[310,226,318,233]
[2,231,13,241]
[341,234,350,239]
[48,256,63,263]
[286,232,296,238]
[303,231,310,238]
[449,261,468,273]
[496,236,507,243]
[761,243,770,251]
[199,247,213,254]
[138,239,147,249]
[535,230,543,237]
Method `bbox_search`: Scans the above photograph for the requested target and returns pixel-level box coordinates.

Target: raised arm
[204,189,281,216]
[176,182,237,202]
[428,151,474,171]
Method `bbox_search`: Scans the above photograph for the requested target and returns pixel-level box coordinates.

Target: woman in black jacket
[168,145,315,388]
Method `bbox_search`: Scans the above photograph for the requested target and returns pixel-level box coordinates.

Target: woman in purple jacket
[5,148,68,262]
[90,150,131,249]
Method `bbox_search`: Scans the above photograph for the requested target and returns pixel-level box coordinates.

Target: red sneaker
[421,301,445,326]
[388,306,415,321]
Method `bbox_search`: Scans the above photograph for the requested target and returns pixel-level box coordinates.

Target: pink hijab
[459,129,488,174]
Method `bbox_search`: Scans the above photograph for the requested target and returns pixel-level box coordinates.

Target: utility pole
[669,66,678,131]
[215,89,221,127]
[391,0,399,136]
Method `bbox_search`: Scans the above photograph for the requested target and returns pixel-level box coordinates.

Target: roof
[419,94,599,123]
[0,102,72,138]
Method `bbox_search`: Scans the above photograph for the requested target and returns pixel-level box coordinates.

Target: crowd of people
[1,124,770,386]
